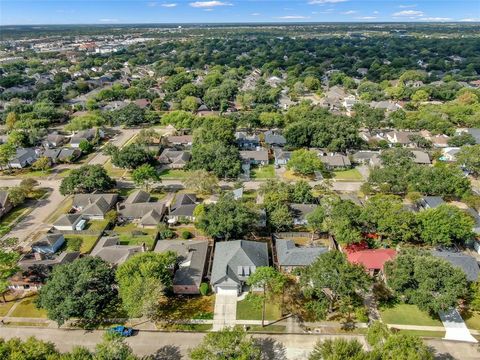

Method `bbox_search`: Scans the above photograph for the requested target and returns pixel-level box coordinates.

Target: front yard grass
[379,303,442,327]
[156,295,215,323]
[44,196,73,224]
[159,169,190,180]
[104,160,129,178]
[396,329,445,338]
[0,204,30,237]
[247,325,286,333]
[10,296,47,318]
[332,168,363,181]
[251,164,275,179]
[236,297,282,321]
[64,234,100,254]
[113,223,157,250]
[282,170,313,182]
[464,311,480,331]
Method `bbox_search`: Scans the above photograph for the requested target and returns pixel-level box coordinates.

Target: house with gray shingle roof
[319,154,351,170]
[125,189,151,204]
[240,149,269,166]
[290,204,317,226]
[0,191,13,219]
[53,213,85,231]
[264,130,286,147]
[168,193,198,223]
[9,148,37,169]
[91,236,145,266]
[275,238,328,273]
[417,196,444,211]
[155,240,208,294]
[158,149,191,169]
[210,240,269,294]
[31,233,65,255]
[431,250,479,282]
[73,194,118,220]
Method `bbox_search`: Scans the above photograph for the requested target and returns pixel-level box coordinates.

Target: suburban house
[72,193,118,220]
[456,128,480,144]
[70,128,103,148]
[431,250,479,282]
[385,131,418,147]
[9,148,37,168]
[0,191,13,219]
[319,154,351,170]
[53,213,86,231]
[290,204,317,226]
[43,148,81,164]
[264,130,286,147]
[210,240,269,294]
[411,150,431,165]
[117,191,165,227]
[158,149,191,169]
[352,151,380,165]
[273,147,292,167]
[166,135,194,147]
[91,236,145,266]
[31,233,65,254]
[154,240,208,294]
[240,149,269,166]
[168,193,198,223]
[43,133,66,148]
[417,196,444,210]
[440,147,461,162]
[346,248,397,276]
[9,251,80,291]
[235,132,260,150]
[275,238,328,273]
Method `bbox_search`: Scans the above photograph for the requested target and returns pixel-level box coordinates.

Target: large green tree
[456,145,480,177]
[109,144,154,170]
[0,250,20,303]
[37,257,117,325]
[308,338,367,360]
[132,164,159,192]
[116,252,176,318]
[196,193,257,240]
[385,251,468,314]
[286,149,324,176]
[59,165,115,195]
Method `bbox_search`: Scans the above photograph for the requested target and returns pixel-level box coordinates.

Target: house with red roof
[346,248,397,276]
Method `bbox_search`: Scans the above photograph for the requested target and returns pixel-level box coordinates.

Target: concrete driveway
[212,289,238,331]
[440,309,478,343]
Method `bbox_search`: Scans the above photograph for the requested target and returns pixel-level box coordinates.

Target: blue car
[108,325,133,337]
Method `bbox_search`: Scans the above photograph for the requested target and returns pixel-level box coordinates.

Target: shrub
[355,307,369,323]
[159,229,175,239]
[181,230,192,239]
[199,282,209,296]
[66,237,82,251]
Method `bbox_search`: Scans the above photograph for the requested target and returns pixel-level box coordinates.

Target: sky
[1,0,479,26]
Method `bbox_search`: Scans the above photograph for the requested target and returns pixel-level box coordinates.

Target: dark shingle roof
[276,239,328,266]
[431,250,479,282]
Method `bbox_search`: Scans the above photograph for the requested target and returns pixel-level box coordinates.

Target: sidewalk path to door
[440,308,478,343]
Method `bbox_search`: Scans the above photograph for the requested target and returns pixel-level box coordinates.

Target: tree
[196,193,257,240]
[183,170,219,195]
[448,133,476,147]
[31,156,51,172]
[94,334,138,360]
[456,145,480,177]
[300,251,370,320]
[0,250,20,303]
[411,89,429,102]
[116,252,176,318]
[385,250,468,314]
[189,327,261,360]
[417,204,474,246]
[290,180,314,203]
[37,257,117,325]
[287,149,324,176]
[181,96,199,112]
[78,139,93,154]
[110,144,154,169]
[0,336,60,360]
[0,142,16,169]
[110,103,145,127]
[132,164,159,192]
[5,112,18,131]
[8,186,26,207]
[247,267,287,326]
[306,206,325,234]
[19,178,39,195]
[308,339,367,360]
[381,333,434,360]
[60,165,115,195]
[269,204,293,231]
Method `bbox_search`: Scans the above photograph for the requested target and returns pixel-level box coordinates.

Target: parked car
[108,325,133,337]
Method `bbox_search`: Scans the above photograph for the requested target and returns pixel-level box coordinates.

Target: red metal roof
[347,249,397,271]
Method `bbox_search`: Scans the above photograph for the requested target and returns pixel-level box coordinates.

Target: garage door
[217,286,238,295]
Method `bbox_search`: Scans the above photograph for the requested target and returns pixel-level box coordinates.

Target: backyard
[332,168,363,181]
[251,164,275,179]
[113,223,158,250]
[159,169,190,180]
[64,234,100,254]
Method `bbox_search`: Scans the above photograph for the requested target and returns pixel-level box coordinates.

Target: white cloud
[251,13,260,16]
[419,17,452,22]
[373,11,379,15]
[399,4,417,8]
[99,18,119,22]
[161,3,177,7]
[393,10,423,17]
[357,16,377,20]
[275,15,310,19]
[341,10,357,15]
[189,1,231,8]
[308,0,348,4]
[460,18,479,22]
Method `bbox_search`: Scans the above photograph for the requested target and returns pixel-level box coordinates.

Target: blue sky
[1,1,479,25]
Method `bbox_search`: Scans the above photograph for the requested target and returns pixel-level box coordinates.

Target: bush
[181,230,192,239]
[159,229,175,239]
[355,307,369,323]
[66,237,82,251]
[199,282,209,296]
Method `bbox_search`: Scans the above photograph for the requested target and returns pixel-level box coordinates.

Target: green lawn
[44,196,73,224]
[0,300,16,316]
[464,311,480,331]
[156,295,215,322]
[380,304,442,326]
[10,297,47,318]
[85,219,110,232]
[251,164,275,179]
[64,234,100,254]
[0,204,29,236]
[236,297,282,321]
[159,169,190,180]
[396,330,445,338]
[332,168,363,181]
[248,325,286,333]
[104,160,129,178]
[113,223,158,250]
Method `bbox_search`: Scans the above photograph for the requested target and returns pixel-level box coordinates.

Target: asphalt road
[0,327,478,359]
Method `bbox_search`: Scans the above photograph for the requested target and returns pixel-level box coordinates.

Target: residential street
[0,327,478,359]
